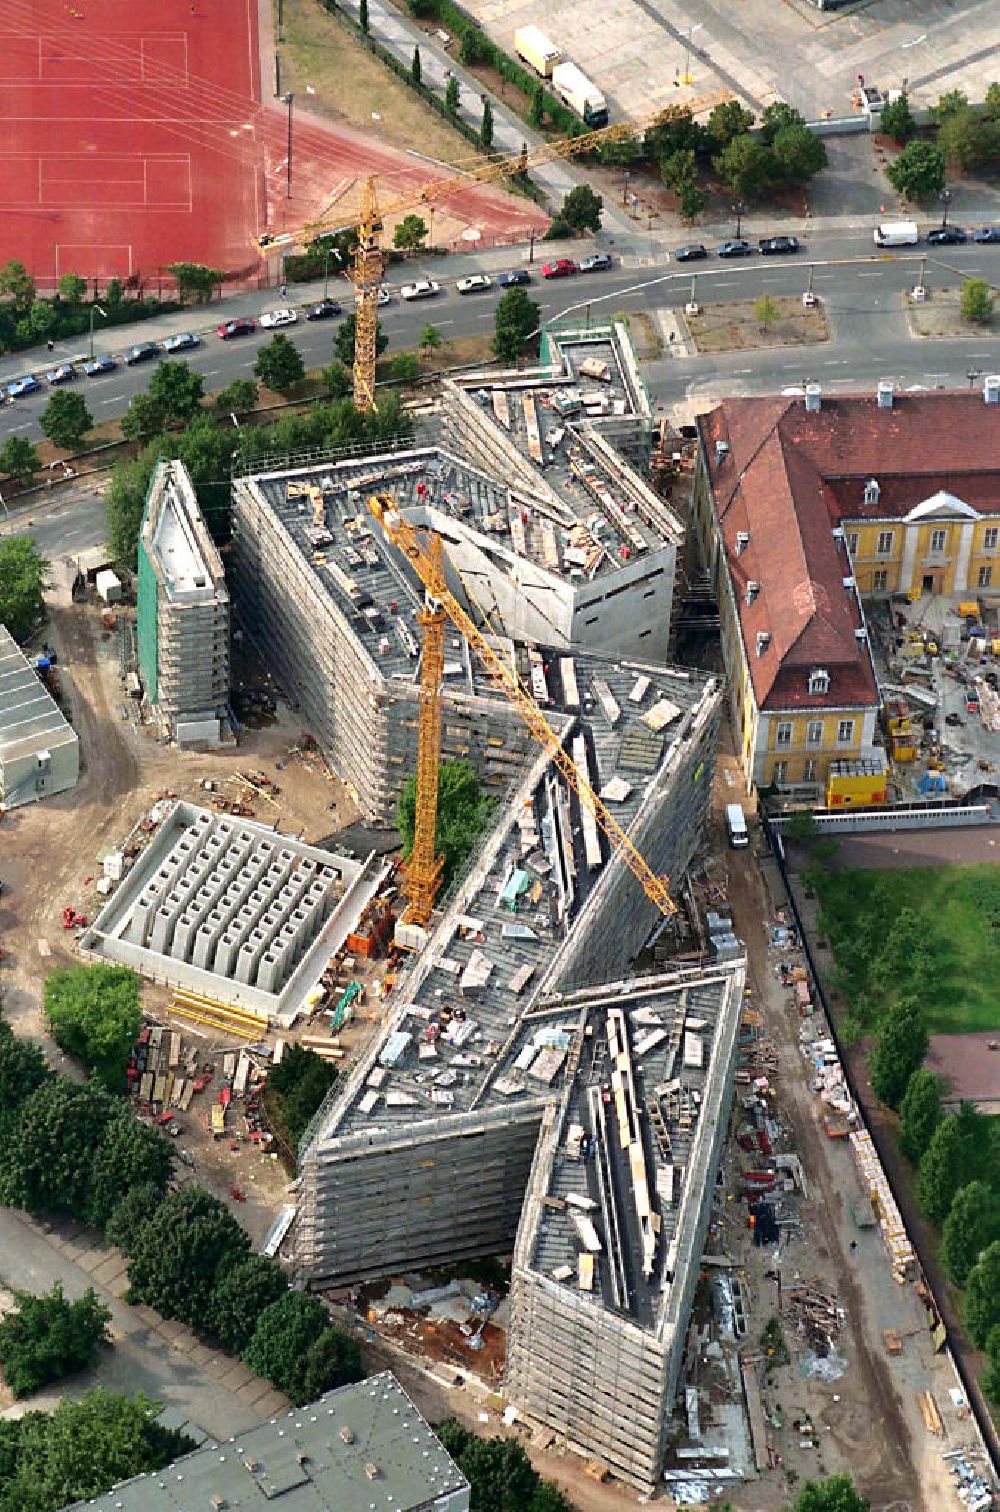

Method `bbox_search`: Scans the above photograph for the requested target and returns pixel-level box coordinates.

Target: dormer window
[736,531,750,555]
[808,668,829,696]
[745,580,760,605]
[756,631,771,656]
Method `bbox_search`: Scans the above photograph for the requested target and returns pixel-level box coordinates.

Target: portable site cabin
[0,625,79,810]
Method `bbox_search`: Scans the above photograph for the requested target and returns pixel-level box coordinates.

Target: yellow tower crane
[368,493,678,924]
[256,93,728,412]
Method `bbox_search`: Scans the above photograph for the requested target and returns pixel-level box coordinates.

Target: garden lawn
[814,863,1000,1036]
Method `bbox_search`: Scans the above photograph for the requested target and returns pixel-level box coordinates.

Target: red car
[217,317,256,339]
[541,259,578,279]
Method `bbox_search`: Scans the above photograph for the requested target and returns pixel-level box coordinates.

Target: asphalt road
[0,231,997,448]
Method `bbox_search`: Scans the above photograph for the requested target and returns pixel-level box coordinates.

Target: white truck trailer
[550,60,608,127]
[514,25,562,78]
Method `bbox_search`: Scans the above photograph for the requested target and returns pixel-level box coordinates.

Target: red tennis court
[0,0,544,289]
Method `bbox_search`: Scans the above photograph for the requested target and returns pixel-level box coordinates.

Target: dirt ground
[905,287,1000,340]
[683,296,830,355]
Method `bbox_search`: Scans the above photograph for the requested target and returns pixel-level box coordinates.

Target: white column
[953,521,974,593]
[899,523,919,592]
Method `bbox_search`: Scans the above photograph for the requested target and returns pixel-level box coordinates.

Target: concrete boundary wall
[771,803,993,838]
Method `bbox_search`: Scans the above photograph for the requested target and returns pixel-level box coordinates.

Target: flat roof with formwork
[146,461,228,607]
[61,1371,470,1512]
[82,802,391,1025]
[0,624,79,808]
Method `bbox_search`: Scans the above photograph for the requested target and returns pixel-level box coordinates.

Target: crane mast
[402,534,447,927]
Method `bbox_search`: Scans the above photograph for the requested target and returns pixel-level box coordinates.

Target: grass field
[814,863,1000,1037]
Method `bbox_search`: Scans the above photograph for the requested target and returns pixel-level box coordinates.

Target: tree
[937,107,1000,171]
[397,758,496,888]
[40,390,92,451]
[868,998,927,1110]
[104,1181,164,1256]
[886,140,946,200]
[788,1475,870,1512]
[323,362,353,399]
[985,82,1000,121]
[0,260,35,312]
[960,278,994,326]
[445,75,460,116]
[754,294,780,331]
[559,184,603,234]
[393,213,429,251]
[207,1254,288,1353]
[760,101,805,144]
[459,27,488,67]
[242,1293,362,1404]
[898,1067,942,1164]
[87,1108,173,1230]
[940,1181,1000,1288]
[164,262,224,303]
[771,124,828,184]
[264,1044,338,1151]
[493,285,540,363]
[411,44,421,83]
[714,134,775,197]
[880,91,916,144]
[917,1105,995,1226]
[530,82,545,127]
[0,1078,115,1218]
[335,313,387,366]
[0,1283,111,1399]
[215,377,259,415]
[678,180,706,219]
[126,1184,249,1326]
[120,392,167,446]
[254,333,305,393]
[932,88,969,124]
[148,360,205,424]
[964,1241,1000,1348]
[420,321,442,353]
[982,1326,1000,1409]
[661,148,698,193]
[44,964,141,1091]
[0,536,48,641]
[481,97,494,151]
[0,436,41,485]
[646,108,703,162]
[359,0,368,30]
[707,100,756,147]
[57,273,87,304]
[390,351,420,381]
[434,1420,570,1512]
[0,1020,50,1149]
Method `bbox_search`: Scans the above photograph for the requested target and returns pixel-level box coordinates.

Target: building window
[979,565,993,588]
[808,668,829,696]
[984,527,998,551]
[846,532,860,556]
[807,720,824,746]
[776,721,793,748]
[772,760,787,785]
[837,719,855,745]
[873,569,888,592]
[804,758,817,782]
[876,530,894,556]
[930,528,948,554]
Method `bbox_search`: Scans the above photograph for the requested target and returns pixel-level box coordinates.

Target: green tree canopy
[148,360,205,424]
[982,1325,1000,1409]
[126,1184,249,1326]
[868,997,927,1109]
[445,74,460,115]
[44,964,142,1090]
[0,536,48,641]
[645,108,703,161]
[787,1474,870,1512]
[207,1254,289,1353]
[938,107,1000,171]
[0,1078,116,1218]
[323,362,353,399]
[56,272,87,303]
[390,351,420,381]
[886,140,946,200]
[265,1044,338,1151]
[754,294,780,330]
[0,1019,50,1147]
[164,262,224,303]
[40,390,93,451]
[960,278,994,326]
[771,124,828,184]
[932,88,969,123]
[964,1240,1000,1348]
[335,313,388,367]
[215,377,259,415]
[120,392,167,446]
[393,213,429,251]
[242,1293,362,1404]
[481,97,494,151]
[760,101,805,144]
[559,185,603,234]
[713,134,774,197]
[881,92,916,144]
[898,1067,942,1164]
[420,321,442,352]
[0,436,41,486]
[917,1104,997,1226]
[104,1181,165,1256]
[940,1181,1000,1287]
[707,100,755,147]
[411,44,421,83]
[0,260,35,312]
[0,1283,111,1399]
[397,758,497,889]
[529,82,545,128]
[493,286,540,363]
[87,1108,173,1230]
[434,1420,573,1511]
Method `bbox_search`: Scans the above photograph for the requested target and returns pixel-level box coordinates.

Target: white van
[725,803,749,848]
[873,220,919,247]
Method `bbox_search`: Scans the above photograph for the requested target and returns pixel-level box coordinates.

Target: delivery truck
[514,25,562,78]
[725,803,749,848]
[873,220,919,247]
[551,61,608,127]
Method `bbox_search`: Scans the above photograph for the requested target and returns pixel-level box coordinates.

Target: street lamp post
[284,92,294,198]
[733,200,746,238]
[940,188,951,227]
[89,303,107,361]
[323,246,344,300]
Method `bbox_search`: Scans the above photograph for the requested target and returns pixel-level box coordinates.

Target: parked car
[217,317,256,339]
[6,375,41,398]
[400,280,441,300]
[580,252,613,272]
[456,273,492,294]
[124,342,161,365]
[674,243,708,262]
[926,224,967,245]
[497,269,531,287]
[83,354,117,376]
[377,287,392,306]
[541,258,578,279]
[260,307,298,328]
[305,299,342,319]
[759,235,800,255]
[973,226,1000,244]
[717,239,753,258]
[45,364,77,384]
[163,332,201,352]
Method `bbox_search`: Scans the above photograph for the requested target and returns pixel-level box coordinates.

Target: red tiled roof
[695,388,1000,712]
